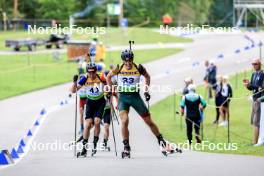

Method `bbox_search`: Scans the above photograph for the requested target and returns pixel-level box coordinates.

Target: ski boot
[91,136,99,157]
[121,146,131,159]
[121,140,131,159]
[77,139,88,158]
[91,149,97,156]
[157,134,169,156]
[77,148,87,158]
[103,139,110,152]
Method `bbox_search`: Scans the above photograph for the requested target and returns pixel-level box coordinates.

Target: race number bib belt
[84,76,104,100]
[117,64,141,92]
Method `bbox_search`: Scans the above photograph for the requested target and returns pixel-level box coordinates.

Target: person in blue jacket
[180,84,207,145]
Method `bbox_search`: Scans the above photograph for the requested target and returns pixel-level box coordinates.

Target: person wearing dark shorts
[118,92,149,117]
[244,59,264,144]
[85,96,106,121]
[72,62,106,156]
[106,49,170,156]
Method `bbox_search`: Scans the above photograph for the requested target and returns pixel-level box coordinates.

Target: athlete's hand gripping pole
[129,40,134,51]
[144,91,151,110]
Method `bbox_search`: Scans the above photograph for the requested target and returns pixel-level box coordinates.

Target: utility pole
[119,0,123,27]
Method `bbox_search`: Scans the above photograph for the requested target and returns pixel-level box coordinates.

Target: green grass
[0,27,192,51]
[0,48,182,100]
[151,70,264,156]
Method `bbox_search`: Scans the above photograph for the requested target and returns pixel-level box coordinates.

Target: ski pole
[200,110,204,141]
[109,99,118,157]
[227,116,230,143]
[175,111,183,130]
[110,96,119,125]
[112,109,120,125]
[111,105,119,125]
[173,91,176,120]
[74,91,78,157]
[201,122,204,141]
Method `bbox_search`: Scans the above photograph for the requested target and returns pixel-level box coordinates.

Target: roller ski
[77,148,87,158]
[157,134,182,157]
[161,145,183,157]
[69,135,83,146]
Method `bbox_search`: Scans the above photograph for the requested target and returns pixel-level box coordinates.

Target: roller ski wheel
[161,144,183,156]
[121,150,130,159]
[77,150,87,158]
[103,146,110,152]
[91,149,97,157]
[164,149,182,156]
[175,148,183,153]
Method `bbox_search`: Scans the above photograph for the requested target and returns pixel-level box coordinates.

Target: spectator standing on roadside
[218,76,233,127]
[213,75,223,124]
[204,60,217,99]
[244,59,264,145]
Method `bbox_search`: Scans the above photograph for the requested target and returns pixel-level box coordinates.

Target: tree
[37,0,75,20]
[19,0,40,19]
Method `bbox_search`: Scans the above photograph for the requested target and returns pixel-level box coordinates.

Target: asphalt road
[1,32,264,176]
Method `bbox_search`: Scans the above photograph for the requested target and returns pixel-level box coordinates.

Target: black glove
[144,92,151,101]
[73,74,78,82]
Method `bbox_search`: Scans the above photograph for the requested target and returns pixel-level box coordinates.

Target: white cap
[187,84,196,92]
[209,60,215,65]
[184,77,192,83]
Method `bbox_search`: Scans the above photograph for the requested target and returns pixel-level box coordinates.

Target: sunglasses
[252,63,260,65]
